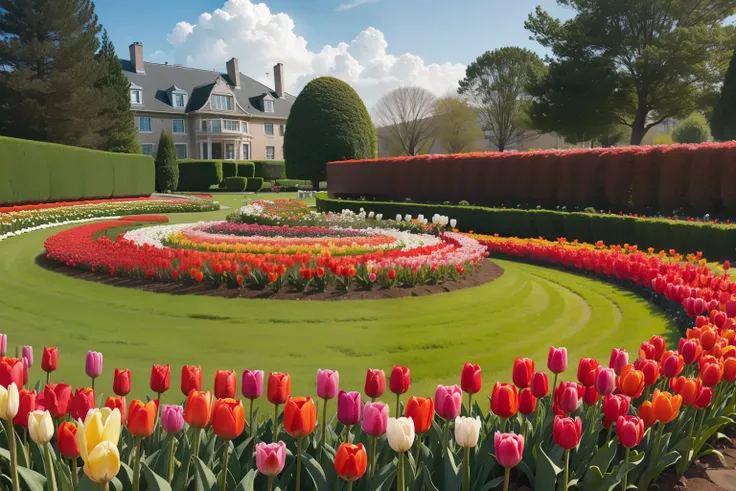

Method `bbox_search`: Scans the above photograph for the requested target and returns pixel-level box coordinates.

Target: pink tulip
[22,357,29,385]
[595,367,616,396]
[362,402,389,436]
[85,351,103,379]
[22,346,33,368]
[160,404,184,434]
[337,390,361,426]
[0,334,6,357]
[609,348,629,375]
[494,432,524,468]
[241,370,264,400]
[434,384,462,420]
[547,346,567,374]
[558,384,580,414]
[316,369,339,400]
[530,372,549,398]
[256,441,286,477]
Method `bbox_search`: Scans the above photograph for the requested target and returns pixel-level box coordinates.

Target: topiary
[155,130,178,192]
[673,113,710,144]
[224,177,247,192]
[284,76,376,188]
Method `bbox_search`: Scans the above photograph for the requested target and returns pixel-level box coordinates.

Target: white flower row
[0,216,121,242]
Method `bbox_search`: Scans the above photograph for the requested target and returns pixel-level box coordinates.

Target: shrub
[222,161,237,179]
[155,131,179,192]
[224,177,247,192]
[284,76,376,187]
[653,133,674,145]
[177,160,223,192]
[235,161,255,178]
[246,177,264,192]
[673,113,710,144]
[261,181,273,191]
[254,160,285,179]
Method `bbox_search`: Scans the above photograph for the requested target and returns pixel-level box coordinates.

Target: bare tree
[374,87,437,156]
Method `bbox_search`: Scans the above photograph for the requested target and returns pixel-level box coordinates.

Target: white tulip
[387,417,415,453]
[404,214,412,222]
[28,410,54,445]
[368,211,375,218]
[396,214,402,221]
[455,416,481,448]
[0,382,19,420]
[417,214,424,222]
[450,219,457,228]
[376,214,383,221]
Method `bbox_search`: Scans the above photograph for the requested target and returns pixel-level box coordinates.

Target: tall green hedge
[317,194,736,260]
[0,136,153,205]
[236,161,255,178]
[177,160,223,192]
[254,160,284,179]
[222,161,237,179]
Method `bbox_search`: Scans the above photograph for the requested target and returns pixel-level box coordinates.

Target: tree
[711,49,736,141]
[0,0,106,147]
[525,0,735,145]
[374,87,437,156]
[595,125,630,147]
[458,47,545,152]
[673,113,710,144]
[96,30,140,153]
[155,131,178,192]
[433,97,483,153]
[284,77,376,187]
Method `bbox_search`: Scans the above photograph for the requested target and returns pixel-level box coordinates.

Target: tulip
[85,351,103,388]
[160,405,184,434]
[41,347,58,381]
[364,368,385,401]
[638,401,656,427]
[494,431,524,491]
[358,402,386,437]
[21,346,32,369]
[284,396,316,491]
[512,357,534,388]
[36,383,72,419]
[22,357,28,386]
[104,396,127,424]
[13,389,35,428]
[256,441,287,482]
[112,368,131,397]
[609,348,629,375]
[554,382,583,414]
[618,364,645,398]
[530,372,549,398]
[268,372,291,439]
[634,358,659,386]
[0,382,20,491]
[338,390,362,429]
[700,360,722,387]
[649,336,666,361]
[577,357,599,387]
[694,386,713,410]
[723,358,736,382]
[128,399,157,491]
[214,369,237,399]
[547,346,568,374]
[617,415,644,448]
[491,382,519,419]
[651,389,682,423]
[595,367,615,396]
[660,352,684,379]
[602,394,630,425]
[669,377,700,406]
[0,357,24,389]
[184,389,213,429]
[212,398,245,441]
[57,421,79,458]
[28,409,54,444]
[76,407,122,486]
[434,384,462,421]
[0,334,6,356]
[460,362,482,416]
[178,364,201,397]
[316,369,339,400]
[81,441,120,485]
[679,338,702,364]
[242,369,264,399]
[553,415,582,491]
[519,388,537,416]
[150,364,170,395]
[334,443,368,484]
[455,415,481,491]
[387,417,414,491]
[389,365,410,394]
[70,388,96,422]
[639,342,656,360]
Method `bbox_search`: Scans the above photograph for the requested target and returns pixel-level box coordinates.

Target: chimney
[226,57,240,88]
[129,42,145,74]
[274,63,285,97]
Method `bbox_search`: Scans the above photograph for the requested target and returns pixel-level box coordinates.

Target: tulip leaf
[171,430,192,491]
[364,461,397,491]
[234,469,257,491]
[17,465,47,491]
[534,444,561,491]
[582,465,604,490]
[275,460,295,489]
[699,448,727,467]
[55,459,74,491]
[193,456,218,491]
[117,462,135,490]
[142,461,173,491]
[635,450,680,490]
[479,476,505,491]
[419,462,439,491]
[588,439,617,475]
[516,459,535,484]
[300,452,329,491]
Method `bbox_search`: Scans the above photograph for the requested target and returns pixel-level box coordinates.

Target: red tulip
[364,369,385,399]
[602,394,630,422]
[519,388,537,415]
[634,358,659,386]
[105,396,127,423]
[404,396,434,433]
[41,347,58,373]
[214,370,237,399]
[616,416,645,448]
[649,336,666,361]
[113,368,131,397]
[554,382,583,414]
[460,362,482,394]
[0,357,24,388]
[639,342,656,360]
[583,386,599,406]
[181,365,202,396]
[389,365,410,395]
[694,386,713,409]
[36,383,72,419]
[268,372,291,405]
[491,382,519,419]
[553,416,582,450]
[150,364,171,394]
[660,352,684,379]
[13,389,36,427]
[512,357,534,388]
[57,421,79,458]
[70,388,96,421]
[577,357,599,387]
[679,339,702,365]
[530,372,548,398]
[700,360,722,387]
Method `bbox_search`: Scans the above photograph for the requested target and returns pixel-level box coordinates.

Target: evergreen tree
[155,131,179,192]
[0,0,106,147]
[711,49,736,142]
[96,30,140,153]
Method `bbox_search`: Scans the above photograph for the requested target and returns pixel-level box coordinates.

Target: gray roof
[121,60,295,118]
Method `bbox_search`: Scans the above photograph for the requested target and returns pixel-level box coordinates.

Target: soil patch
[37,256,504,301]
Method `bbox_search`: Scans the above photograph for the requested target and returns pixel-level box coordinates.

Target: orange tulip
[404,396,434,434]
[127,399,157,438]
[212,398,246,440]
[491,382,519,418]
[700,360,723,387]
[618,365,645,398]
[723,357,736,382]
[104,396,127,423]
[700,328,718,351]
[283,396,316,439]
[267,372,291,405]
[334,443,368,481]
[184,390,213,429]
[651,390,682,423]
[639,401,656,427]
[669,377,701,406]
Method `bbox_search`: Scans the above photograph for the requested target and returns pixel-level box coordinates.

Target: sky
[94,0,572,107]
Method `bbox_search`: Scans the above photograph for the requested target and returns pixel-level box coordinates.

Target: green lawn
[0,193,677,412]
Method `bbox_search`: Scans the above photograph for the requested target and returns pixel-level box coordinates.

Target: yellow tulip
[0,382,19,420]
[84,441,121,483]
[76,407,121,464]
[28,410,54,444]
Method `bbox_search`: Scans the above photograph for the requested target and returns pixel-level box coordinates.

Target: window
[266,146,275,160]
[173,93,185,108]
[264,123,274,136]
[279,124,285,136]
[264,100,274,112]
[225,143,235,160]
[175,144,188,159]
[172,120,185,134]
[130,89,142,104]
[242,121,249,133]
[223,120,240,132]
[211,120,222,133]
[141,144,154,156]
[210,94,233,111]
[242,143,250,160]
[200,120,207,131]
[139,117,152,133]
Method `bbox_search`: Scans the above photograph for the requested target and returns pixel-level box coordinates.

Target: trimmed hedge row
[327,142,736,214]
[236,161,255,178]
[254,160,285,180]
[223,177,264,192]
[0,136,153,205]
[317,194,736,260]
[177,161,223,192]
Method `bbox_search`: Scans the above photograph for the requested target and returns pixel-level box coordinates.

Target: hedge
[254,160,285,179]
[224,177,247,192]
[177,160,223,192]
[327,142,736,214]
[0,136,153,205]
[316,194,736,261]
[222,161,237,179]
[246,177,264,192]
[236,161,255,178]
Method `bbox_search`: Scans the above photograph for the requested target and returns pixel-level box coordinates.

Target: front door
[211,142,223,159]
[226,143,235,160]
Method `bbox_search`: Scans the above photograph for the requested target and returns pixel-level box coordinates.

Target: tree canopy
[525,0,735,145]
[433,97,483,153]
[711,48,736,141]
[374,87,437,156]
[673,113,710,143]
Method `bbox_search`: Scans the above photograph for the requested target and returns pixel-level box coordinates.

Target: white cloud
[149,50,170,63]
[336,0,378,12]
[163,0,466,109]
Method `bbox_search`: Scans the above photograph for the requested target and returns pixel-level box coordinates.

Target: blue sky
[93,0,571,106]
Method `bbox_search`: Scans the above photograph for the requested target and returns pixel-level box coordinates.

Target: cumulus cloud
[336,0,379,11]
[162,0,466,108]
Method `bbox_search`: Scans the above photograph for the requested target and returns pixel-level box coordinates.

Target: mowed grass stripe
[0,194,677,410]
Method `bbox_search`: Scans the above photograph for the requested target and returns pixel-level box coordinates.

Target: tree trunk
[311,179,320,191]
[629,104,648,145]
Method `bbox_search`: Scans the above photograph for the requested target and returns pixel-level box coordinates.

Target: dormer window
[174,93,185,108]
[130,85,142,105]
[264,100,274,113]
[166,85,187,109]
[211,94,233,111]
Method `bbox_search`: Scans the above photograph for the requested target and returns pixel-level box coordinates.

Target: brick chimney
[129,42,145,74]
[274,63,285,97]
[226,57,240,88]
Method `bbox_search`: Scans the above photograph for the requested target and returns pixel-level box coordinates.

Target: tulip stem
[273,404,279,441]
[46,372,49,384]
[267,476,274,491]
[688,408,697,438]
[462,447,471,491]
[369,435,377,479]
[249,398,255,439]
[397,452,405,491]
[551,373,558,398]
[521,415,527,443]
[319,398,328,463]
[442,419,449,452]
[167,433,176,483]
[467,392,473,417]
[99,483,108,491]
[23,428,30,466]
[396,393,401,419]
[347,480,354,491]
[345,424,351,443]
[219,441,229,491]
[91,377,95,390]
[3,420,19,491]
[296,438,302,491]
[503,467,511,491]
[606,424,613,443]
[622,447,630,490]
[193,428,201,458]
[650,422,664,467]
[132,437,142,491]
[71,458,78,489]
[44,443,58,491]
[563,449,570,491]
[414,433,422,467]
